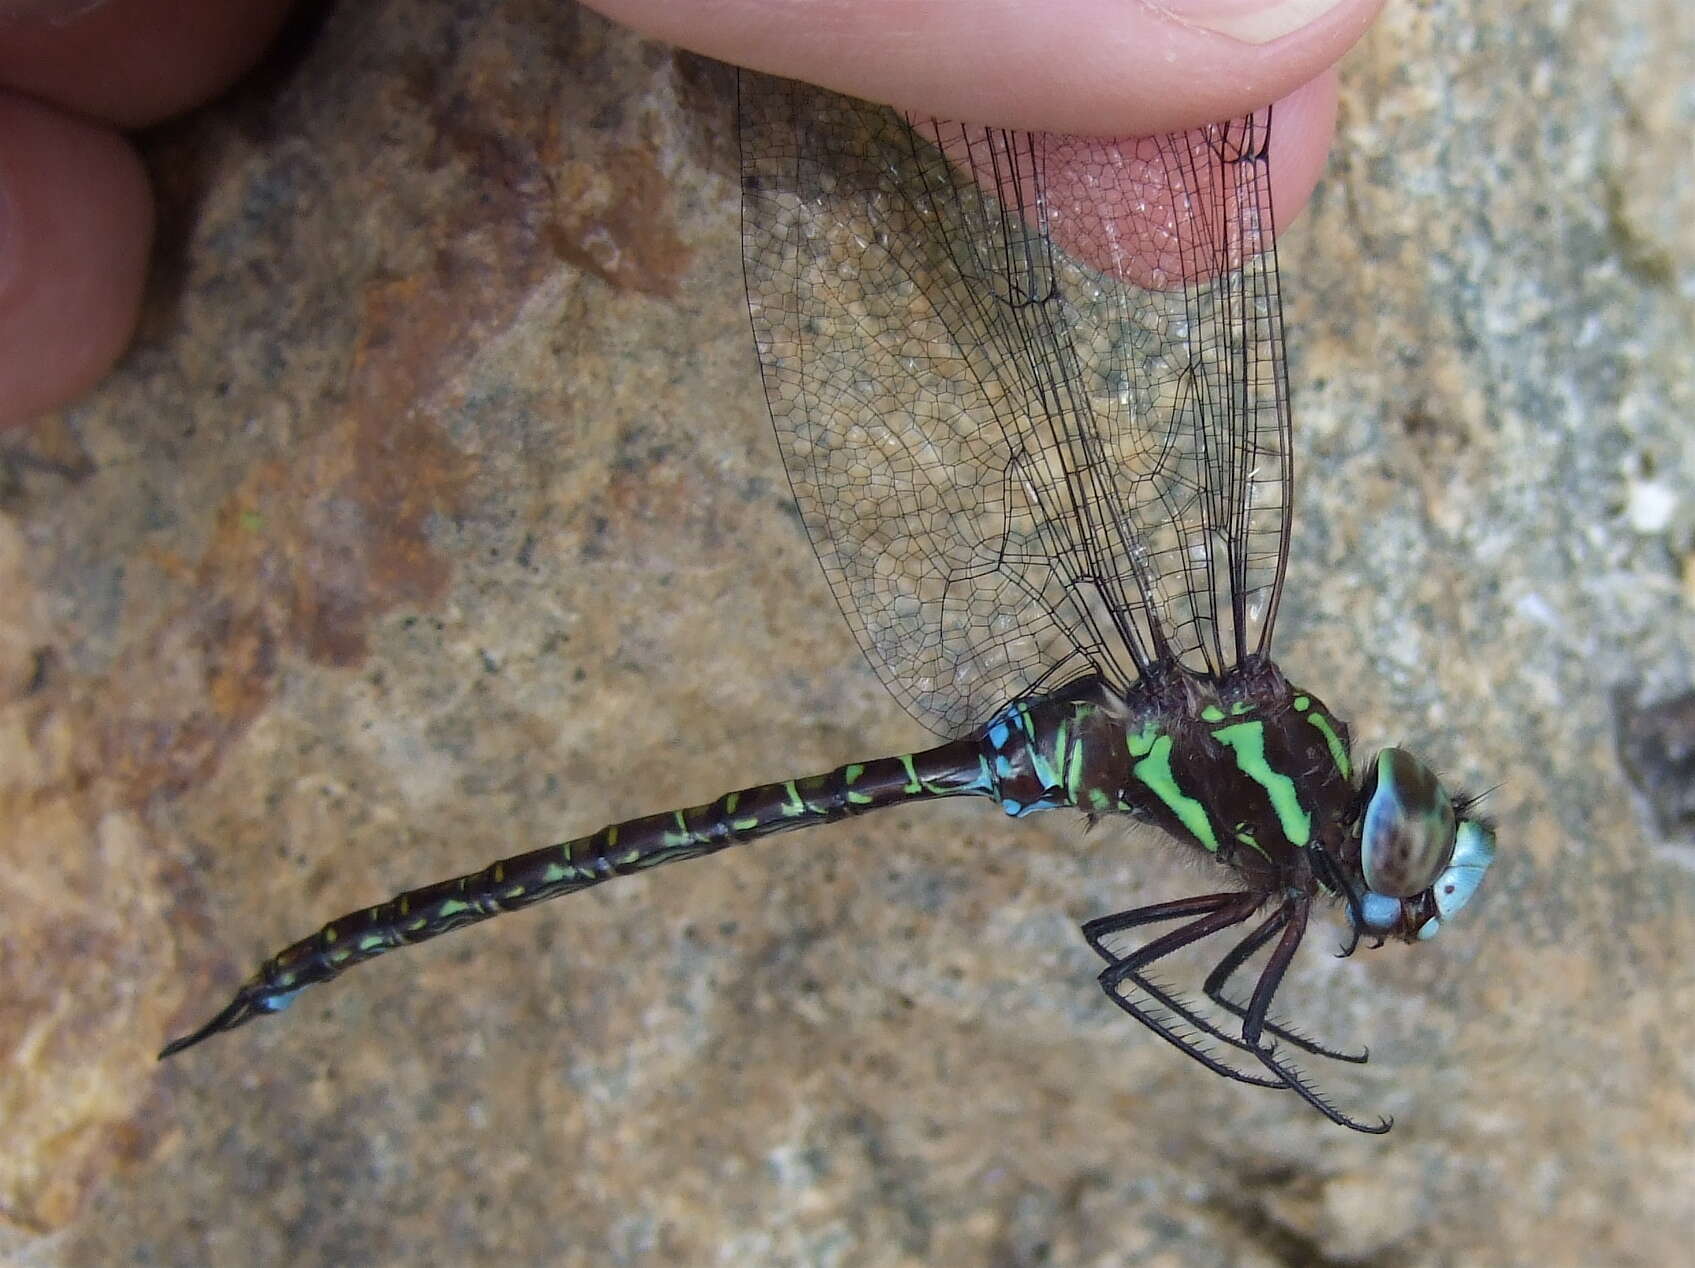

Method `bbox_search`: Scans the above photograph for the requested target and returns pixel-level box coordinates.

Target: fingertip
[594,0,1378,136]
[1266,68,1340,227]
[0,0,297,128]
[0,92,152,429]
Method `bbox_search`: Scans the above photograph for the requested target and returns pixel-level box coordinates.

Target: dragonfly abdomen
[160,737,988,1056]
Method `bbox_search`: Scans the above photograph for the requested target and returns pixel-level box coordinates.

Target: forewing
[740,75,1292,736]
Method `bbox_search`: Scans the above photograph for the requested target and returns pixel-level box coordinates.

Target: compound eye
[1360,748,1457,898]
[1432,819,1496,922]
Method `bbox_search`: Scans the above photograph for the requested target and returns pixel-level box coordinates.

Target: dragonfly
[161,73,1497,1133]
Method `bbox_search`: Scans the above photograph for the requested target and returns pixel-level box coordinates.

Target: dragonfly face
[1345,747,1498,943]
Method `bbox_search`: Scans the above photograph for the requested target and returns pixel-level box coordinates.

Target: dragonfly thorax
[977,665,1360,886]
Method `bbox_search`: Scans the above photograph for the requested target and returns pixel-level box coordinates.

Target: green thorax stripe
[1126,727,1220,852]
[1293,695,1352,780]
[1210,720,1311,847]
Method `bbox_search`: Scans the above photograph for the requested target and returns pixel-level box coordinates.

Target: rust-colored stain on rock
[1,9,694,1225]
[91,274,482,811]
[547,145,693,297]
[1,277,482,1230]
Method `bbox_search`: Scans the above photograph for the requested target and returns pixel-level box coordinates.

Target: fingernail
[0,1,110,21]
[0,167,14,301]
[1148,0,1350,45]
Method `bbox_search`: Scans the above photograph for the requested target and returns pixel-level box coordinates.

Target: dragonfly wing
[740,74,1293,735]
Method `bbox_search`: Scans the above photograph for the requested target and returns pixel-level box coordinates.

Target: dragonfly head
[1343,747,1497,943]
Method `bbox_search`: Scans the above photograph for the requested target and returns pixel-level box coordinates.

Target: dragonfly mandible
[162,72,1497,1134]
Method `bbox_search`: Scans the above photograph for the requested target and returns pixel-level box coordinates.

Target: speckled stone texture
[2,1,1691,1264]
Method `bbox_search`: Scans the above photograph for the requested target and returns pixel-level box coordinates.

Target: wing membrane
[740,75,1292,735]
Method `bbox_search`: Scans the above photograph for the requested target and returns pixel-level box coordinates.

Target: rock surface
[2,1,1691,1264]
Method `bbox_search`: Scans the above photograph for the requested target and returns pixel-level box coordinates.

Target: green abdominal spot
[899,754,924,795]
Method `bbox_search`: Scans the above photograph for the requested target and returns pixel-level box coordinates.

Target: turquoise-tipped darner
[161,74,1497,1133]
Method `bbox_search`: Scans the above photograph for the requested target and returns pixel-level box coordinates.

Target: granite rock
[2,1,1691,1264]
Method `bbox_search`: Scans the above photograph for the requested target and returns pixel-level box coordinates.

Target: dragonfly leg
[1202,908,1369,1063]
[1306,845,1378,958]
[1088,892,1391,1132]
[1099,966,1287,1089]
[1236,900,1392,1134]
[1248,1039,1393,1135]
[1090,893,1290,1088]
[1081,892,1252,961]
